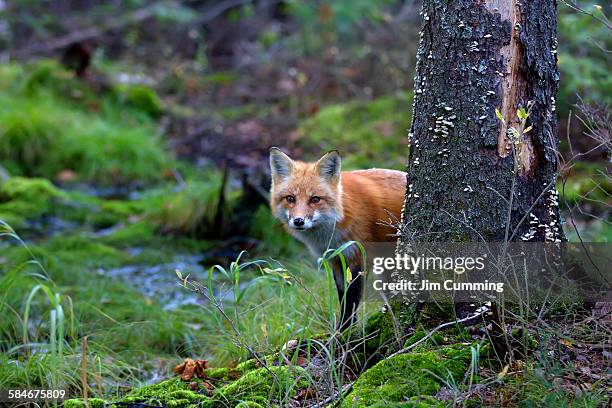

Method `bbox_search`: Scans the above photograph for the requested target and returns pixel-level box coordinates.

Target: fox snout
[286,210,320,230]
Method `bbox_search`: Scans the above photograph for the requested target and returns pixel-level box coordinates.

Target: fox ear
[269,147,294,182]
[316,150,341,182]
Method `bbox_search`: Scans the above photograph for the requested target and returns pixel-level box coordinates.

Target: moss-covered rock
[342,345,471,407]
[62,398,105,408]
[215,365,309,406]
[106,366,308,408]
[111,378,211,407]
[348,303,422,364]
[0,177,67,227]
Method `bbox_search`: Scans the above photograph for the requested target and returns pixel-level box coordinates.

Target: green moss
[235,359,260,372]
[342,346,471,407]
[63,399,86,408]
[109,366,308,408]
[0,176,65,204]
[204,366,244,382]
[403,330,445,351]
[119,84,165,118]
[367,396,445,407]
[298,92,413,170]
[0,177,67,227]
[215,366,308,405]
[112,378,211,407]
[349,303,422,363]
[62,398,105,408]
[235,402,264,408]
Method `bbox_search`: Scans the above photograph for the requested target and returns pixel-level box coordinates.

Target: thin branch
[11,0,254,59]
[386,305,490,360]
[560,1,612,31]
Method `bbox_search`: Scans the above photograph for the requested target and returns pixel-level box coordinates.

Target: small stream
[105,255,207,310]
[104,251,256,310]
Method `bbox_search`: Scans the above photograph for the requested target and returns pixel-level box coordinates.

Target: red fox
[269,148,406,329]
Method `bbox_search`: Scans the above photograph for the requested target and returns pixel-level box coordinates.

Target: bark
[399,0,566,244]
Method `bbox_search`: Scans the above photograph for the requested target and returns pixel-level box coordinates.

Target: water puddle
[104,253,253,310]
[105,255,207,310]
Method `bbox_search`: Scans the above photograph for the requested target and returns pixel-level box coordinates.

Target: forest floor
[0,12,610,406]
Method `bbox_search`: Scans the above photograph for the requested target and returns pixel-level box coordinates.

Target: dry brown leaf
[296,356,308,367]
[295,388,317,401]
[173,358,209,381]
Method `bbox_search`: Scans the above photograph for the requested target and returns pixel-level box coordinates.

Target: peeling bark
[399,0,565,243]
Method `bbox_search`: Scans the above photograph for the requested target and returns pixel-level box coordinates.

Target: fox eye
[285,195,296,204]
[309,196,321,204]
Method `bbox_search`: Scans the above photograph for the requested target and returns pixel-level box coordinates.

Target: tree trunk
[399,0,566,244]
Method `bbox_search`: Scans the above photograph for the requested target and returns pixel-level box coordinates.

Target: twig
[560,1,612,31]
[81,336,88,408]
[312,382,353,408]
[184,280,281,386]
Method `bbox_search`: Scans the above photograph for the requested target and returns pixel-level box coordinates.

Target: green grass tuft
[0,61,172,185]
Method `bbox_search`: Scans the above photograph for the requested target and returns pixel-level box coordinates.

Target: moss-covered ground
[1,61,608,407]
[0,61,326,404]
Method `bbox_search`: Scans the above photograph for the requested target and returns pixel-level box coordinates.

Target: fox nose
[293,217,305,227]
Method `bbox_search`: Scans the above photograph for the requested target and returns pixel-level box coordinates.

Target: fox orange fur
[269,148,406,329]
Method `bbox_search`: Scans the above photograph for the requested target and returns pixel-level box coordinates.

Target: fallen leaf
[173,358,209,381]
[295,388,317,401]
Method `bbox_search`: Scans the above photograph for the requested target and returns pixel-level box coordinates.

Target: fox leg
[333,263,363,331]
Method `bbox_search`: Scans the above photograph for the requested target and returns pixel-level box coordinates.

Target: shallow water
[105,255,207,310]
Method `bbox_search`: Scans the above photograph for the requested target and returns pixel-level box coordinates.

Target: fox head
[269,148,343,231]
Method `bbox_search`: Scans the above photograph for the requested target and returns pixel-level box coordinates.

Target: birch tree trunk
[399,0,566,244]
